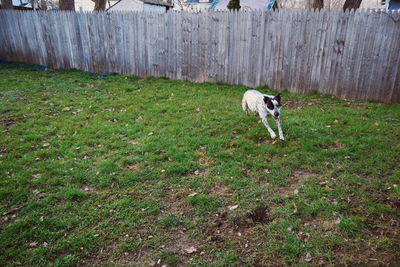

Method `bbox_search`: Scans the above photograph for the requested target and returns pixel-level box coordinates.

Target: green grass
[0,61,399,266]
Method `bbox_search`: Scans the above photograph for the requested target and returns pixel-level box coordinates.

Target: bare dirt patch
[209,182,229,197]
[0,117,16,127]
[275,170,316,197]
[206,205,272,244]
[283,98,335,110]
[126,164,142,173]
[0,114,32,127]
[164,230,199,257]
[248,205,271,224]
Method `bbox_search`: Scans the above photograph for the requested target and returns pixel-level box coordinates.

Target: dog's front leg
[260,112,276,139]
[275,118,285,141]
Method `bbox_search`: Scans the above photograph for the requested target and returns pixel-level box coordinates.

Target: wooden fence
[0,9,399,102]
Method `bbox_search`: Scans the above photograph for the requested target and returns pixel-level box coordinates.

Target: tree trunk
[342,0,362,10]
[59,0,75,10]
[92,0,107,11]
[272,0,278,10]
[1,0,13,9]
[227,0,241,10]
[40,0,47,10]
[312,0,324,9]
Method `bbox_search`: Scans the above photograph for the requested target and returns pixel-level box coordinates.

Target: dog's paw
[271,135,277,140]
[280,137,285,141]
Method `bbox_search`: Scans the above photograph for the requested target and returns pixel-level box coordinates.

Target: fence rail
[0,9,399,102]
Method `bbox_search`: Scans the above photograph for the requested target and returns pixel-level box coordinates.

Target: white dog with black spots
[242,89,285,141]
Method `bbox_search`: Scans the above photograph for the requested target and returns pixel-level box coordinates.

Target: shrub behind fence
[0,9,399,102]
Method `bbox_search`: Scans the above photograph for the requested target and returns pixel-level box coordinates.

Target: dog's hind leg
[242,98,250,116]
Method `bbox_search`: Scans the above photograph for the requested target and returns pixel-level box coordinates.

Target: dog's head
[263,94,282,119]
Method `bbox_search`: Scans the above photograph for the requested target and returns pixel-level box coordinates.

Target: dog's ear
[264,96,274,110]
[274,93,281,105]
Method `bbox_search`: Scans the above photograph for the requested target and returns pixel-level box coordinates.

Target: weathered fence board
[0,9,399,102]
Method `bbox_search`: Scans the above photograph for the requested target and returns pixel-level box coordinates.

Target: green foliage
[158,215,186,229]
[159,251,181,266]
[54,255,78,267]
[339,216,364,236]
[0,62,399,265]
[227,0,241,10]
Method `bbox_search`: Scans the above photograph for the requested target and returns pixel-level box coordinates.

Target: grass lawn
[0,62,399,266]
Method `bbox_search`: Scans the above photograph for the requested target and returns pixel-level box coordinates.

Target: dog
[242,89,284,141]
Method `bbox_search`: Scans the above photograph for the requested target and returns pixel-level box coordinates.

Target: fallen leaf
[148,132,154,136]
[184,246,197,254]
[229,205,239,210]
[32,174,42,179]
[188,192,198,197]
[62,107,71,111]
[323,185,333,191]
[293,189,299,195]
[72,108,83,115]
[127,164,141,172]
[29,241,38,247]
[42,143,50,147]
[128,140,139,146]
[305,253,312,262]
[293,203,298,214]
